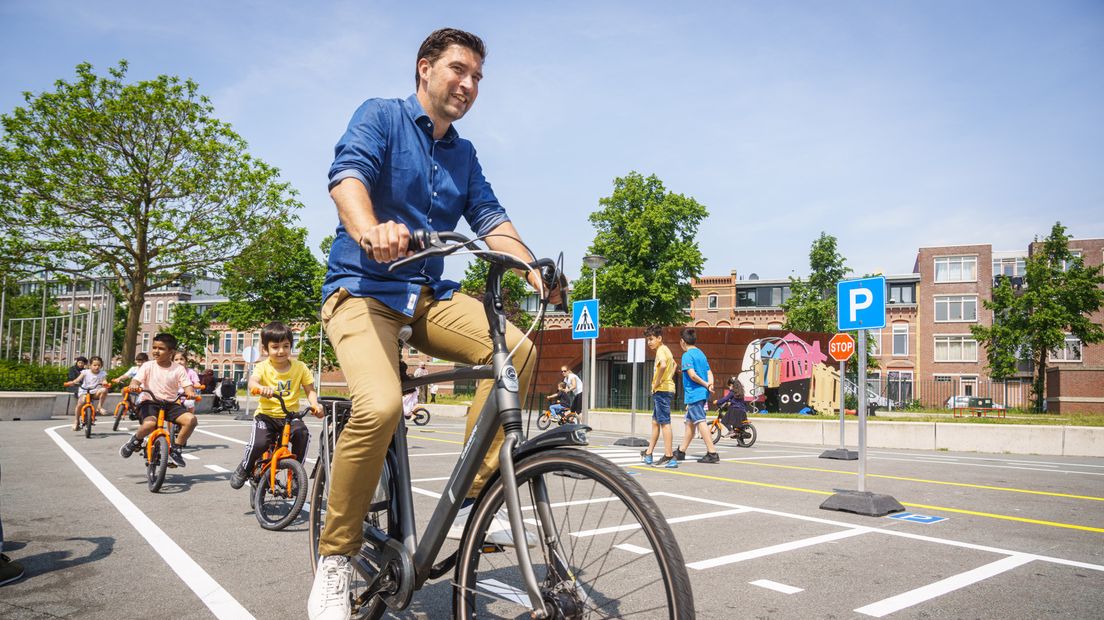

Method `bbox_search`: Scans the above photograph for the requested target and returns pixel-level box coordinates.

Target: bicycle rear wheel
[255,459,308,530]
[411,407,430,426]
[147,436,169,492]
[736,424,757,448]
[454,448,695,619]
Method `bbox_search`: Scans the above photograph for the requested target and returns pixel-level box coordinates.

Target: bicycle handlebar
[250,388,315,420]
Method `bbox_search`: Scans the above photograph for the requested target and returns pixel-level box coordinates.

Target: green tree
[296,322,339,372]
[971,222,1104,411]
[216,223,324,330]
[781,232,851,334]
[165,302,210,358]
[459,258,533,330]
[0,61,300,365]
[574,172,707,326]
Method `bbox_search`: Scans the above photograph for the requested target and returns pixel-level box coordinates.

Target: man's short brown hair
[415,28,487,88]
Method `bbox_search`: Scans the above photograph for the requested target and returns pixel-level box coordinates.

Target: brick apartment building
[688,237,1104,412]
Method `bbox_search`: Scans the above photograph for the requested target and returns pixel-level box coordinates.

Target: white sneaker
[308,555,352,620]
[447,503,537,548]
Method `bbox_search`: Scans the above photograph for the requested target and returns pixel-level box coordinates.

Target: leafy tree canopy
[217,222,324,330]
[459,258,533,330]
[972,222,1104,410]
[0,61,301,364]
[573,172,707,327]
[781,232,851,334]
[166,301,210,358]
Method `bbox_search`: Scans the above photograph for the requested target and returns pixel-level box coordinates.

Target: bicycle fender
[514,423,591,461]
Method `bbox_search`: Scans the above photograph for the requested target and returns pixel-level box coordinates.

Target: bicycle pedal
[480,543,506,554]
[167,462,178,469]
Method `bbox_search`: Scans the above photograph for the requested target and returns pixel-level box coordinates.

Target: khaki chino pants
[317,287,534,557]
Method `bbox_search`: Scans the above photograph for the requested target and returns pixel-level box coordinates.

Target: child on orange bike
[63,355,108,430]
[714,377,750,438]
[230,321,323,490]
[119,333,198,467]
[546,381,573,422]
[112,352,150,385]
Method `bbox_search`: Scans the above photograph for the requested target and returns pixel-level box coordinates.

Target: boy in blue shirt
[673,328,720,463]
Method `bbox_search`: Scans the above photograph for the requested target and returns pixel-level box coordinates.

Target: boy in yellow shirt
[230,321,322,489]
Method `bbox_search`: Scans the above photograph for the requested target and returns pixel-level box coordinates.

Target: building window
[866,371,881,396]
[892,323,908,356]
[292,332,301,353]
[1061,249,1084,272]
[236,333,245,354]
[737,289,756,307]
[142,333,150,353]
[934,256,977,283]
[888,283,915,305]
[934,335,978,362]
[707,294,718,310]
[736,286,790,308]
[250,332,259,349]
[233,362,245,385]
[767,322,782,330]
[156,301,165,322]
[223,332,232,353]
[934,295,978,322]
[1050,335,1083,362]
[210,363,220,376]
[992,257,1025,277]
[143,302,151,323]
[211,334,220,353]
[868,329,882,356]
[887,371,913,404]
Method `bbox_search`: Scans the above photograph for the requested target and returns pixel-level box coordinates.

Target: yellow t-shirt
[252,359,314,418]
[653,344,676,393]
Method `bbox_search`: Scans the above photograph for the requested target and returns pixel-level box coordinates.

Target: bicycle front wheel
[536,411,552,430]
[113,403,126,431]
[709,419,722,446]
[454,448,694,619]
[255,459,308,530]
[147,436,169,492]
[411,407,430,426]
[83,406,94,438]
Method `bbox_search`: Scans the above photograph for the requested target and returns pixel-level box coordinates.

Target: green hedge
[0,360,131,391]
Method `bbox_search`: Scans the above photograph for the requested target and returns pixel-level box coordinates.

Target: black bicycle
[308,229,694,619]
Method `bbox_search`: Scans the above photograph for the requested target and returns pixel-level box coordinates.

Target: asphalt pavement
[1,411,1102,619]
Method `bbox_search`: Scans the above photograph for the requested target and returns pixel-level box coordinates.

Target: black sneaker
[673,449,686,461]
[119,437,140,459]
[169,446,186,468]
[229,465,248,490]
[653,455,674,468]
[0,553,25,587]
[698,452,720,464]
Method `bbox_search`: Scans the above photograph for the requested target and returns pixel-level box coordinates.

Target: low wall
[578,410,1103,457]
[0,392,59,421]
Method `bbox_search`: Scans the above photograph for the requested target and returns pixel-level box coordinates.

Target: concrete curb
[579,410,1104,457]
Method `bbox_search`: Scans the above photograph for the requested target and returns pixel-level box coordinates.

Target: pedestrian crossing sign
[572,299,599,340]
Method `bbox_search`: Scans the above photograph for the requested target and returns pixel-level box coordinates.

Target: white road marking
[206,464,231,473]
[854,555,1035,617]
[412,476,452,483]
[413,486,443,498]
[722,454,820,461]
[182,453,199,461]
[410,451,462,457]
[45,426,255,619]
[750,579,804,594]
[572,508,748,538]
[687,528,869,570]
[193,428,248,445]
[615,543,654,555]
[477,578,531,607]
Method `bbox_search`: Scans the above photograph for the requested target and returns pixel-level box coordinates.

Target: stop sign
[828,333,855,362]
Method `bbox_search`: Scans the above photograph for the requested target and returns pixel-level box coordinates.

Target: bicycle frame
[145,406,173,461]
[321,236,574,617]
[79,392,96,425]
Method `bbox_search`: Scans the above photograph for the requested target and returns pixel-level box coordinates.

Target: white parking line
[572,508,748,538]
[206,464,232,474]
[45,425,254,619]
[854,555,1035,617]
[194,428,248,445]
[615,543,654,555]
[750,579,803,594]
[687,528,869,570]
[182,453,199,461]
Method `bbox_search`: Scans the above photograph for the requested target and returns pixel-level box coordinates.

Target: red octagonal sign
[828,333,856,362]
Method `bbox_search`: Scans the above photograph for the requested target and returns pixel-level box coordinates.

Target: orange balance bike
[112,385,139,431]
[248,389,315,530]
[137,389,200,492]
[708,402,758,448]
[70,384,107,439]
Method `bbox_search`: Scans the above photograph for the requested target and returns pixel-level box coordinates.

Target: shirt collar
[404,94,459,143]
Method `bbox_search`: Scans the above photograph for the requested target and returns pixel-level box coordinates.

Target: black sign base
[820,490,904,517]
[820,448,859,460]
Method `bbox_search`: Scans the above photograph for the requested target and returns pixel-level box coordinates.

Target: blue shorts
[685,401,707,424]
[652,391,673,425]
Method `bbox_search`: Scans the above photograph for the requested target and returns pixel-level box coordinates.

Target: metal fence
[0,279,115,366]
[861,375,1035,411]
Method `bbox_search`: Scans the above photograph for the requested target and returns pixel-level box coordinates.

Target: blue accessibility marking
[887,512,947,525]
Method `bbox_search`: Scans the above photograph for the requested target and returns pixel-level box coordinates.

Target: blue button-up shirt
[322,94,510,315]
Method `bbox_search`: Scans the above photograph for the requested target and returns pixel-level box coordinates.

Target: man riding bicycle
[308,28,563,620]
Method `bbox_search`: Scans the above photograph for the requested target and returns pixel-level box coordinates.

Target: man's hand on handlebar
[359,221,413,263]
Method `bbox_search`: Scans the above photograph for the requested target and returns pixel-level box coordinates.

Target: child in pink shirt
[119,333,197,467]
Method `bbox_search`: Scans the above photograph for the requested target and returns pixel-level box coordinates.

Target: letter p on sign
[849,288,873,322]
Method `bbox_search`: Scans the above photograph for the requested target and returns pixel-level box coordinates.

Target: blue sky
[2,1,1102,283]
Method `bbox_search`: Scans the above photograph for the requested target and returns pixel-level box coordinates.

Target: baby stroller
[211,378,240,413]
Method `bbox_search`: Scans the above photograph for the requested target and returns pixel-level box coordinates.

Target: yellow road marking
[632,466,1104,534]
[723,459,1104,502]
[405,434,463,445]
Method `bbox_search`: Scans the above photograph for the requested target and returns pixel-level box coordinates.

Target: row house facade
[689,237,1104,410]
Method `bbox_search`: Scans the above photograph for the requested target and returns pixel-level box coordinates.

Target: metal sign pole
[581,338,590,426]
[630,361,638,436]
[857,329,868,492]
[839,360,846,448]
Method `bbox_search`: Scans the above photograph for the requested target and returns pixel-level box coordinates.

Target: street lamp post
[581,255,607,415]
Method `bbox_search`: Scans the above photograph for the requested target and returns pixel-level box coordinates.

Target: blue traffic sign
[887,512,947,525]
[572,299,599,340]
[837,276,887,331]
